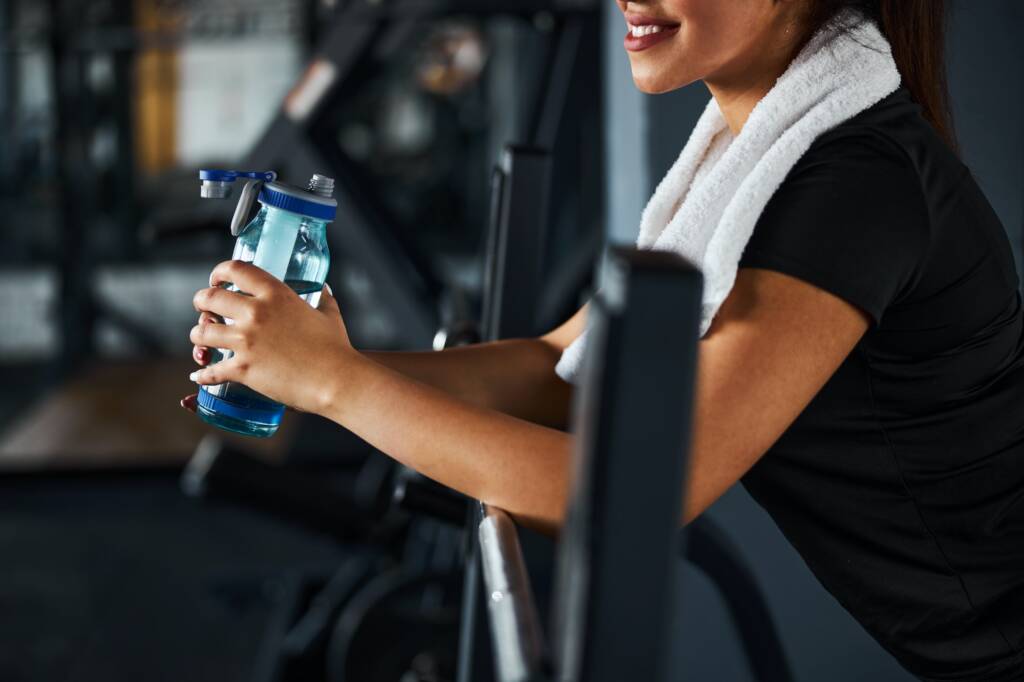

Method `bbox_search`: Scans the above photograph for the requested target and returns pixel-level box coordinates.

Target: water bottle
[194,169,337,438]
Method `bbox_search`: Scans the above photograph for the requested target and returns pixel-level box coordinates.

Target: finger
[209,260,278,298]
[180,393,198,413]
[190,360,243,386]
[198,310,223,326]
[190,322,240,350]
[193,311,222,365]
[193,311,223,364]
[192,345,211,365]
[317,283,341,316]
[193,285,253,320]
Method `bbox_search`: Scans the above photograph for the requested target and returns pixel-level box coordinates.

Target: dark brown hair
[799,0,958,152]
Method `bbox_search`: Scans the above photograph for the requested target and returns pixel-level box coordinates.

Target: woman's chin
[630,71,691,95]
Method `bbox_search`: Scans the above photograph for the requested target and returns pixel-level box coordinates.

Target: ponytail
[800,0,958,152]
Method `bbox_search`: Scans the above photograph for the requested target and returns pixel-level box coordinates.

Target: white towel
[555,10,901,383]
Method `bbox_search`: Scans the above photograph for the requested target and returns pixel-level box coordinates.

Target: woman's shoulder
[742,90,938,325]
[799,86,966,188]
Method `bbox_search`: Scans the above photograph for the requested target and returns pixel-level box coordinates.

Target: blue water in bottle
[194,171,336,438]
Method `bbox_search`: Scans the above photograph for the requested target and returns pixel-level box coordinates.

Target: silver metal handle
[478,503,546,682]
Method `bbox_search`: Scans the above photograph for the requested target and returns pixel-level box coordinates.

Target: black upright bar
[0,1,14,185]
[49,0,95,374]
[483,146,553,341]
[458,146,553,682]
[553,248,702,682]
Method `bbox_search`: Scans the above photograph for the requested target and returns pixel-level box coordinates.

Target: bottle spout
[307,174,335,198]
[200,180,234,199]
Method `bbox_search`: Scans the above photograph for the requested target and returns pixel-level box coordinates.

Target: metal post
[49,0,95,373]
[478,503,547,682]
[553,248,703,682]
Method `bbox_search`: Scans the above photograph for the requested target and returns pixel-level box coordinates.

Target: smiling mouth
[627,23,670,37]
[623,21,680,52]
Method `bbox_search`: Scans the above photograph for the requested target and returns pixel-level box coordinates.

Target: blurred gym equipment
[0,0,602,471]
[0,2,601,679]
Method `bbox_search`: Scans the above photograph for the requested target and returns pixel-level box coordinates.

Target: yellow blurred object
[134,0,181,174]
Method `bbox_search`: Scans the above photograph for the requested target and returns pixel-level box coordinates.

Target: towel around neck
[555,9,901,383]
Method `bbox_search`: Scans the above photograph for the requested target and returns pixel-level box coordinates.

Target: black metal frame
[684,517,794,681]
[482,146,553,342]
[455,144,555,682]
[0,2,14,185]
[554,248,700,682]
[471,249,796,682]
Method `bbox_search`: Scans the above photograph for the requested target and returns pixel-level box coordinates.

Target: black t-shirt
[737,86,1024,681]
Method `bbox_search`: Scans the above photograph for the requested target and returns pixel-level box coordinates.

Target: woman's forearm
[323,352,573,532]
[363,338,573,429]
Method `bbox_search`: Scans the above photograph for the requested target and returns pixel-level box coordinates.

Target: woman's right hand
[191,310,223,366]
[181,310,223,413]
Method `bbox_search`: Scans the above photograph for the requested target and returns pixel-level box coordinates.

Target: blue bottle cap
[199,169,276,182]
[258,181,337,222]
[199,169,277,199]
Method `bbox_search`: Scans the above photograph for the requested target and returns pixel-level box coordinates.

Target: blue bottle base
[196,386,284,438]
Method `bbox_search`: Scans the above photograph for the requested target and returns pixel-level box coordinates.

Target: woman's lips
[623,23,680,52]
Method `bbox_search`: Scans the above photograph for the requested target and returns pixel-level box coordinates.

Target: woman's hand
[183,260,355,415]
[190,310,222,368]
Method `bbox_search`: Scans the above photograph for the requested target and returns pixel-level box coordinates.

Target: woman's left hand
[186,260,353,415]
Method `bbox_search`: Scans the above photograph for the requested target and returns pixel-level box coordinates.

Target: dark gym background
[0,1,1020,680]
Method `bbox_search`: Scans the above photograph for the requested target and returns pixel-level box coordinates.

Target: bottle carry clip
[198,169,278,236]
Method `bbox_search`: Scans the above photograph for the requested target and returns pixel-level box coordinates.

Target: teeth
[628,24,664,37]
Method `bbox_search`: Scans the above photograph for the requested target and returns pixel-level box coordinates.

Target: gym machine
[185,145,794,681]
[477,246,701,682]
[468,248,796,682]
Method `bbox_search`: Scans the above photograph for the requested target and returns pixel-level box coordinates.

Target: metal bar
[487,146,552,340]
[684,518,795,682]
[456,503,494,682]
[528,10,604,332]
[528,18,583,151]
[478,503,547,682]
[553,248,702,682]
[0,0,13,183]
[50,0,95,374]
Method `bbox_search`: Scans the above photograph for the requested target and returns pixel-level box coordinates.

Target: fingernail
[189,371,200,383]
[323,283,333,296]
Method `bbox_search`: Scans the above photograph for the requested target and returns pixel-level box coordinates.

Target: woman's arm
[192,301,585,429]
[188,261,866,531]
[364,305,586,429]
[327,353,574,531]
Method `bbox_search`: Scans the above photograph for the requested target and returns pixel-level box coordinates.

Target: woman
[182,1,1024,679]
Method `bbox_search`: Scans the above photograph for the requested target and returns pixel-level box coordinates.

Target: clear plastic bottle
[195,173,336,437]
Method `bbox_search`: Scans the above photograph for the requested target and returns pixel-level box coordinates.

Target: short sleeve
[738,130,930,326]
